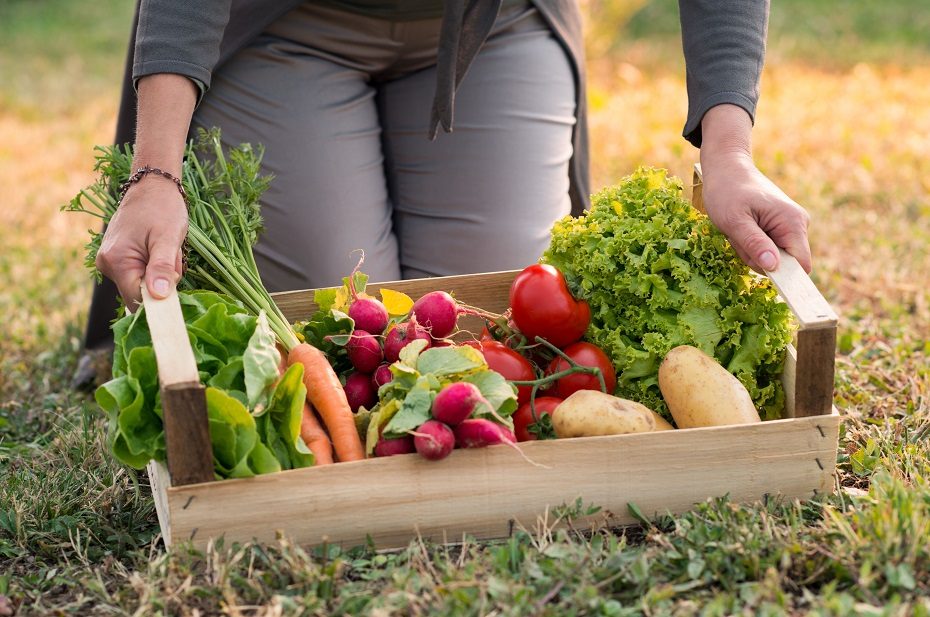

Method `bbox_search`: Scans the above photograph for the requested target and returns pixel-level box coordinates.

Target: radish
[374,435,415,457]
[431,382,488,426]
[411,291,459,339]
[454,418,516,449]
[347,329,382,373]
[413,420,455,461]
[371,363,393,389]
[383,319,431,363]
[343,371,376,412]
[349,298,389,336]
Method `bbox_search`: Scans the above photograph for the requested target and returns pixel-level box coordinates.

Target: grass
[2,0,930,614]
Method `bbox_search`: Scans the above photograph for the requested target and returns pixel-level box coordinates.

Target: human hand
[699,105,812,274]
[95,179,188,309]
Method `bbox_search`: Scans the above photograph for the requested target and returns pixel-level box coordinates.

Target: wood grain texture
[143,286,214,486]
[794,327,838,418]
[163,412,840,550]
[142,287,199,386]
[273,270,518,323]
[765,250,838,331]
[162,383,215,486]
[148,461,173,546]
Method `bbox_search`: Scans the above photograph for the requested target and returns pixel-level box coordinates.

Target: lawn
[2,0,929,614]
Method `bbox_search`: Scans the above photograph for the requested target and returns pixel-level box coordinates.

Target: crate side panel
[166,416,837,550]
[273,271,517,322]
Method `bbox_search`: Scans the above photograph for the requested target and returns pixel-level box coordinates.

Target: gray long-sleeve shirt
[129,0,769,208]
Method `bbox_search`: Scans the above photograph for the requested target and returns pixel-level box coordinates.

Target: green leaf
[205,387,258,476]
[398,338,430,367]
[264,363,314,469]
[463,370,519,419]
[243,311,282,410]
[366,399,402,455]
[314,288,338,313]
[416,345,487,377]
[95,375,159,469]
[383,378,434,437]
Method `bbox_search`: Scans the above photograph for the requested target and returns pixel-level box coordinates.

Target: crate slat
[160,412,839,549]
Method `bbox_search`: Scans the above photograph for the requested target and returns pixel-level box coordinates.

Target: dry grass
[3,1,930,613]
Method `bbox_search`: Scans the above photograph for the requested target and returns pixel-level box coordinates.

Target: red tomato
[467,340,536,405]
[512,397,562,442]
[547,342,617,399]
[509,264,591,348]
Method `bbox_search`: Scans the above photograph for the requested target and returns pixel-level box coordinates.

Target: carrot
[300,403,334,465]
[288,343,365,462]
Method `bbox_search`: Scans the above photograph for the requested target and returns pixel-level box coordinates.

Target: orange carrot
[300,403,334,465]
[288,343,365,462]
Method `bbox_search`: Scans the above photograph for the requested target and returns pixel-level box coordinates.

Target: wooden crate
[145,167,840,550]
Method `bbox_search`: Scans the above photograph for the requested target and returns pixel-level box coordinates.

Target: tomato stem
[510,336,608,394]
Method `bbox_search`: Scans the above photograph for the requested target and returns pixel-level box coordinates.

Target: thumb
[733,219,780,272]
[144,239,183,299]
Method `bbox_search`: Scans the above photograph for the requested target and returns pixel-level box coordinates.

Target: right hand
[95,179,188,309]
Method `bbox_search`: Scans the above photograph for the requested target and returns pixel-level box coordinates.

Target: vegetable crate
[146,166,840,550]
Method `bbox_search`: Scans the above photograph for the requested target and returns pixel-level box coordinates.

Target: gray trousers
[192,1,576,291]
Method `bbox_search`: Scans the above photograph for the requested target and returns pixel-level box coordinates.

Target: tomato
[546,342,617,398]
[467,340,536,405]
[509,264,590,348]
[512,397,562,441]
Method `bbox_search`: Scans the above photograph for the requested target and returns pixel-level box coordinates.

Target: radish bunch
[341,294,395,412]
[375,381,516,461]
[344,290,467,411]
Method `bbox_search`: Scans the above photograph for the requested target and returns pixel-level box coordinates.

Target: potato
[651,412,675,431]
[552,390,657,438]
[658,345,761,428]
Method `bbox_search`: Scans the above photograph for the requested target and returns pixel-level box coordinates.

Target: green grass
[3,0,930,614]
[616,0,930,68]
[0,0,134,115]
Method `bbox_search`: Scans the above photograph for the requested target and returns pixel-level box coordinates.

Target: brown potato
[552,390,657,438]
[658,345,761,428]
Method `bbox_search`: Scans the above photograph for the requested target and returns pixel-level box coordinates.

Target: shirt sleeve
[132,0,233,94]
[678,0,769,148]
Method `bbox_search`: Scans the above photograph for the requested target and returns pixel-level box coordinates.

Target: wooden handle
[692,164,836,417]
[142,286,214,486]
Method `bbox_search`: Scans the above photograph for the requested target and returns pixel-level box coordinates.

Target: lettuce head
[543,168,793,420]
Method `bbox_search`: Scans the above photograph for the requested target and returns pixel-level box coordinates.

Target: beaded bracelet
[118,166,188,204]
[117,166,191,274]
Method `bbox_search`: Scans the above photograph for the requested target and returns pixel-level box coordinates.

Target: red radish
[431,382,487,426]
[346,329,383,373]
[413,420,455,461]
[411,291,459,339]
[348,298,389,335]
[454,418,516,449]
[346,254,390,335]
[374,435,415,457]
[383,319,431,362]
[343,371,376,412]
[371,363,393,389]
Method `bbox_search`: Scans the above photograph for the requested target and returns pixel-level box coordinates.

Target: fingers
[96,248,145,310]
[144,238,183,299]
[731,218,780,273]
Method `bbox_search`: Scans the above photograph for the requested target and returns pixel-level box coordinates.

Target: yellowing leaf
[381,288,414,316]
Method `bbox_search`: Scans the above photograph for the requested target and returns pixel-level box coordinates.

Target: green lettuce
[97,290,314,477]
[543,168,793,420]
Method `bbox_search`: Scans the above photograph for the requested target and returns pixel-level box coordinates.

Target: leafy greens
[543,168,794,420]
[95,290,313,478]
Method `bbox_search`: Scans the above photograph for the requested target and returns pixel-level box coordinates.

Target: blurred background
[1,0,928,404]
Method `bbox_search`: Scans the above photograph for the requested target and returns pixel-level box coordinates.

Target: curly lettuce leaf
[543,167,794,420]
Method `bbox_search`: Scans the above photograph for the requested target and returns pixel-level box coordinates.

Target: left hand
[699,105,813,274]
